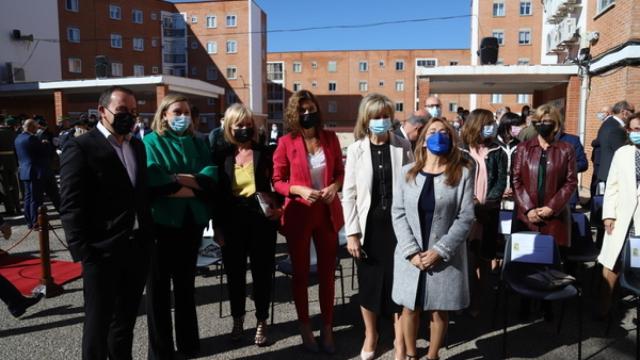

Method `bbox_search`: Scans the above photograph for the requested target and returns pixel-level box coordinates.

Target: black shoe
[9,293,43,318]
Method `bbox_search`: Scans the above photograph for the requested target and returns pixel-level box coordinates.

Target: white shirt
[307,148,326,190]
[613,115,625,127]
[97,122,138,230]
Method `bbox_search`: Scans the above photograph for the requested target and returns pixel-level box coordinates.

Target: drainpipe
[578,64,589,146]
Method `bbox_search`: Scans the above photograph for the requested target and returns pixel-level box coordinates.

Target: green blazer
[143,130,217,228]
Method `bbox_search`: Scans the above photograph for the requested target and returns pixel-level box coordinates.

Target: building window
[379,60,385,68]
[110,34,122,48]
[395,60,405,71]
[519,30,531,45]
[109,5,121,20]
[226,14,237,27]
[268,103,283,120]
[150,12,158,21]
[68,57,82,73]
[328,81,337,92]
[206,15,217,28]
[206,66,218,80]
[293,62,302,73]
[293,82,302,92]
[133,38,144,51]
[417,59,437,67]
[379,80,384,87]
[66,0,79,12]
[191,41,198,49]
[597,0,615,13]
[268,83,284,101]
[133,65,144,76]
[493,1,505,16]
[327,61,337,72]
[449,60,459,66]
[395,80,405,92]
[152,66,159,74]
[396,102,404,112]
[111,62,123,77]
[207,41,217,54]
[311,61,318,69]
[517,58,530,65]
[358,61,368,72]
[132,9,143,24]
[191,15,198,23]
[67,27,80,43]
[151,37,159,47]
[226,40,237,53]
[207,98,216,106]
[226,91,238,105]
[191,66,198,76]
[359,81,368,92]
[520,1,532,15]
[311,81,317,88]
[226,66,238,80]
[328,101,337,113]
[517,94,529,104]
[491,94,503,104]
[267,63,283,81]
[492,30,504,46]
[449,102,458,112]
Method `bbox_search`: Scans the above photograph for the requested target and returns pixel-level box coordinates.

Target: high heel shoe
[299,323,319,353]
[319,331,336,354]
[360,334,378,360]
[230,316,244,341]
[254,321,268,347]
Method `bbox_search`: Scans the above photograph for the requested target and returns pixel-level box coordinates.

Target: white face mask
[596,112,607,121]
[426,106,441,118]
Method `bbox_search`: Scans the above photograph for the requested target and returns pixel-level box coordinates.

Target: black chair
[196,235,225,317]
[567,212,601,294]
[270,254,345,325]
[496,232,582,359]
[618,237,640,360]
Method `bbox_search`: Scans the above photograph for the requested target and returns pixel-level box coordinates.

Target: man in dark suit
[15,119,52,229]
[596,100,635,183]
[393,109,430,149]
[60,86,153,360]
[0,115,20,215]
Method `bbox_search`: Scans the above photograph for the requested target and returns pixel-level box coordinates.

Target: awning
[416,64,579,94]
[0,75,225,98]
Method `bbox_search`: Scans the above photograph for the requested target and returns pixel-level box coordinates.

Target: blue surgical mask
[170,115,191,133]
[482,124,497,139]
[425,132,451,155]
[369,118,391,135]
[629,132,640,145]
[427,106,441,118]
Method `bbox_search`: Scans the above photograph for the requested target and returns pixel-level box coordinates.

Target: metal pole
[37,206,63,298]
[578,65,590,190]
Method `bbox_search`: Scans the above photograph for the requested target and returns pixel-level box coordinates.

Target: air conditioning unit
[559,17,578,44]
[95,55,110,78]
[0,63,26,83]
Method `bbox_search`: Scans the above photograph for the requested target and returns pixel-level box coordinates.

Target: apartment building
[266,49,470,129]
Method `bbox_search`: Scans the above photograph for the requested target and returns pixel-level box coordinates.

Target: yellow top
[232,162,256,197]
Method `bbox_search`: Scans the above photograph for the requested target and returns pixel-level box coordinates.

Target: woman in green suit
[144,94,217,360]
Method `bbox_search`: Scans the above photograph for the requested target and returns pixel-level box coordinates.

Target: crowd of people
[0,85,638,360]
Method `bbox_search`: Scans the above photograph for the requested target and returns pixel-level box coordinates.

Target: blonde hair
[353,93,395,140]
[532,103,562,136]
[152,93,193,136]
[222,103,257,145]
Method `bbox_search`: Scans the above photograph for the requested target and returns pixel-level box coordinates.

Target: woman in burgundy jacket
[272,90,344,353]
[511,104,578,250]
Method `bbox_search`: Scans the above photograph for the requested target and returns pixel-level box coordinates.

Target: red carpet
[0,255,82,296]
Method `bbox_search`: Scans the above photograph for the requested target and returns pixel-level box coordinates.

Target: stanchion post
[37,206,63,298]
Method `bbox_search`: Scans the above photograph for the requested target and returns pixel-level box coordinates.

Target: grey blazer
[391,165,475,311]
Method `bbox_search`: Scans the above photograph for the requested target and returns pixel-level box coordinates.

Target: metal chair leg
[503,288,508,359]
[270,270,276,325]
[557,300,566,334]
[578,290,582,360]
[218,263,224,318]
[339,264,345,305]
[351,257,356,290]
[492,282,502,329]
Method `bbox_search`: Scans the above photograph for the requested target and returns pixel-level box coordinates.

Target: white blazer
[342,133,414,244]
[598,145,640,270]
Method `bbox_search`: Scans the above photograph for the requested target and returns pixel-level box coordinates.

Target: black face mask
[534,123,555,138]
[299,112,319,129]
[105,108,135,135]
[233,127,254,143]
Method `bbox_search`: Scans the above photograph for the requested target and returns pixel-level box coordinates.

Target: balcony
[544,0,581,24]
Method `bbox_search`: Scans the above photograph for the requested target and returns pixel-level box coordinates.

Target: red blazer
[512,137,577,247]
[272,129,345,237]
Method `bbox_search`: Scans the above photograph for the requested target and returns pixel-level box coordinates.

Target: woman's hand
[503,188,513,198]
[176,174,201,190]
[346,234,362,259]
[410,253,425,270]
[421,250,442,270]
[537,206,554,219]
[527,209,543,224]
[169,186,195,198]
[292,185,322,203]
[213,226,225,247]
[604,219,615,235]
[320,183,338,204]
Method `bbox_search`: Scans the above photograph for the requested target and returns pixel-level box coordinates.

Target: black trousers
[0,274,26,315]
[146,223,203,360]
[222,202,277,321]
[81,232,150,360]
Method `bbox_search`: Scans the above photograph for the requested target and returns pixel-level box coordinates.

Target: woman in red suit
[272,90,344,353]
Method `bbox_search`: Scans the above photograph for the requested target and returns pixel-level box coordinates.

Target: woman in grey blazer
[343,94,414,360]
[392,118,475,360]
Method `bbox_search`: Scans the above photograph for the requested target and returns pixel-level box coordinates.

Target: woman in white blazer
[598,112,640,319]
[342,94,414,360]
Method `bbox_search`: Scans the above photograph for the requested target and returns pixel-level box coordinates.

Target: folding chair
[270,239,345,325]
[196,221,225,317]
[496,231,582,359]
[618,236,640,360]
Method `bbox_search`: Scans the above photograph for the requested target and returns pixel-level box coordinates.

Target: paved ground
[1,208,640,359]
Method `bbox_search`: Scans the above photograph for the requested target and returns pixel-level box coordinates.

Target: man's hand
[604,218,615,235]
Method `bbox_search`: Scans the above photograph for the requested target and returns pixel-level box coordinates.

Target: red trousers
[285,201,338,326]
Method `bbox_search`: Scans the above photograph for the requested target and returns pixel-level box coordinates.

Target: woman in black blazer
[210,103,281,346]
